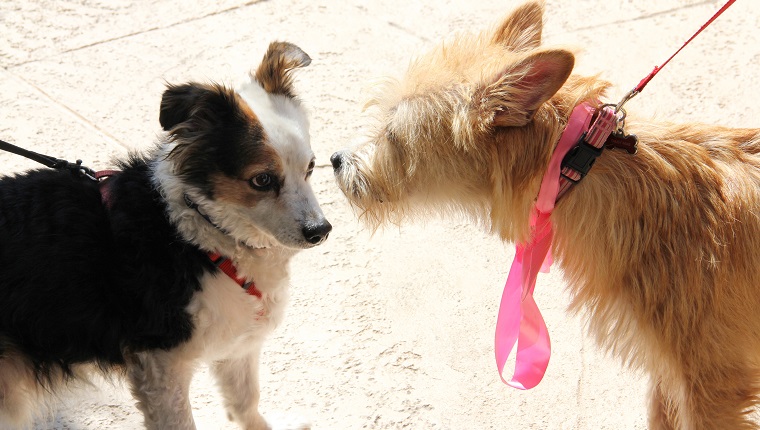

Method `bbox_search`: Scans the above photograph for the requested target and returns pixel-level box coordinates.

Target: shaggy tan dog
[330,2,760,429]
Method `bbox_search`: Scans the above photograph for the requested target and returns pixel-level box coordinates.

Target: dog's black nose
[303,219,332,245]
[330,151,344,170]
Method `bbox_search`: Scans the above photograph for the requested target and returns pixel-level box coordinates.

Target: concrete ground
[1,0,758,429]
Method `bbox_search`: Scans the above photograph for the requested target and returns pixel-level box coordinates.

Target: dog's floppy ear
[160,83,209,131]
[253,41,311,98]
[159,82,238,132]
[491,1,544,51]
[485,49,574,128]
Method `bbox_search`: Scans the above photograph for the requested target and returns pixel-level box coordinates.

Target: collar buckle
[560,135,603,183]
[559,105,617,185]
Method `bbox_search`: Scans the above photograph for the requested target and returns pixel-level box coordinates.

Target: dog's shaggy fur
[0,41,330,429]
[331,2,760,428]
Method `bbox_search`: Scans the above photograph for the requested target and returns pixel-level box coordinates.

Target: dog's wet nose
[303,219,332,245]
[330,151,344,170]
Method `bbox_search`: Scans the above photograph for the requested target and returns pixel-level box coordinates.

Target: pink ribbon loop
[495,103,596,389]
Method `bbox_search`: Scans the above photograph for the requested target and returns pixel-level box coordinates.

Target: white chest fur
[183,249,293,362]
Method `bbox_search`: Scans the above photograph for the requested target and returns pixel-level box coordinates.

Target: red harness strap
[207,252,262,298]
[96,170,120,209]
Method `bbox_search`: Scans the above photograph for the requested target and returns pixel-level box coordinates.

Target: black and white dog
[0,41,330,430]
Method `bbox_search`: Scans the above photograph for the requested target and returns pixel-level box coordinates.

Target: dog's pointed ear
[484,49,574,128]
[159,82,238,132]
[491,1,544,51]
[253,41,311,97]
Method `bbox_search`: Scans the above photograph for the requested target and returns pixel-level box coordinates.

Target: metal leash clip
[600,94,639,155]
[54,158,98,181]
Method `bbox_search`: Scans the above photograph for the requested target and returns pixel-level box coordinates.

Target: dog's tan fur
[332,2,760,428]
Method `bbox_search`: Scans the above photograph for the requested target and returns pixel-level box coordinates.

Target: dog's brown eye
[249,173,274,191]
[306,160,315,180]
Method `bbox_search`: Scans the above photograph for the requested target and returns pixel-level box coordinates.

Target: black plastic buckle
[561,133,603,182]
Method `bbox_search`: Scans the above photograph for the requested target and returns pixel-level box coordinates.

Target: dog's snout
[330,151,344,170]
[302,219,332,245]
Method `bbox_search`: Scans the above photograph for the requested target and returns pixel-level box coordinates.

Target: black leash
[0,138,98,181]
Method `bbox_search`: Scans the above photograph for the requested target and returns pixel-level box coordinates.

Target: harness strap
[208,252,262,298]
[96,170,120,208]
[183,197,262,298]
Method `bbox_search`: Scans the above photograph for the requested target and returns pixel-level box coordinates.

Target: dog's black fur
[0,83,258,380]
[0,157,214,380]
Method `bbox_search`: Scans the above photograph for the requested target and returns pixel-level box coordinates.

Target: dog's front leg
[211,346,270,430]
[126,350,197,430]
[647,377,676,430]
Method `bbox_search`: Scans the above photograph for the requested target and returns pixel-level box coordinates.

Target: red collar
[208,252,262,298]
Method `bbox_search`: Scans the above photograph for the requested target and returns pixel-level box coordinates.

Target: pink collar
[495,102,616,389]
